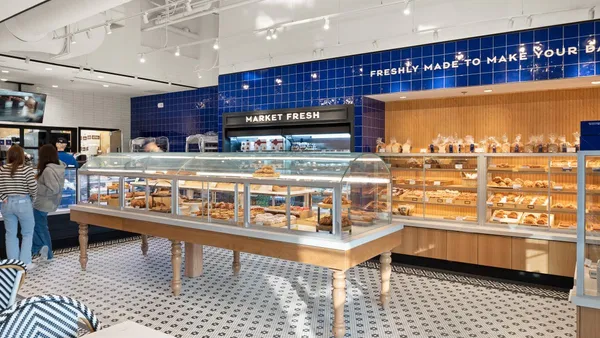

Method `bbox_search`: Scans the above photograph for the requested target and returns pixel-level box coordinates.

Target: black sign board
[223,105,352,127]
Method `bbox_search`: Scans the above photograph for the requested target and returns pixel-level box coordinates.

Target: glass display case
[378,153,600,234]
[379,154,481,223]
[77,153,393,238]
[574,151,600,303]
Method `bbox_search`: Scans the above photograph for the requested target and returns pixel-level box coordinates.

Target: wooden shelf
[390,198,478,208]
[390,167,477,172]
[392,184,478,190]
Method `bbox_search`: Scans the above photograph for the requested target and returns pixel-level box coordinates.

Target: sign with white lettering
[369,44,598,78]
[223,105,351,127]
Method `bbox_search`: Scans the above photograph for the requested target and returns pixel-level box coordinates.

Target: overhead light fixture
[168,82,172,86]
[484,89,493,93]
[403,0,411,15]
[79,65,84,73]
[372,40,378,49]
[323,17,330,30]
[71,34,77,44]
[213,38,219,50]
[271,29,277,39]
[186,0,193,13]
[320,49,324,57]
[105,24,112,35]
[45,67,52,71]
[526,15,533,27]
[142,12,149,24]
[508,18,514,29]
[175,46,181,57]
[97,75,104,79]
[592,81,600,85]
[266,30,272,40]
[25,57,30,64]
[242,83,249,90]
[433,30,439,41]
[52,85,58,88]
[90,68,94,75]
[103,84,109,88]
[1,70,8,74]
[197,73,202,79]
[0,79,7,82]
[139,53,146,63]
[313,49,317,58]
[275,78,282,85]
[86,30,92,39]
[311,73,318,79]
[590,7,596,20]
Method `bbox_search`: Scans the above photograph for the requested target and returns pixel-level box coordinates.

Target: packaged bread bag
[402,138,412,153]
[501,134,511,153]
[390,137,401,153]
[524,135,535,153]
[511,134,523,153]
[547,134,559,153]
[376,138,386,153]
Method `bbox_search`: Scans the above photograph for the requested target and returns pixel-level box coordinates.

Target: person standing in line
[0,145,37,269]
[32,144,65,262]
[55,137,78,168]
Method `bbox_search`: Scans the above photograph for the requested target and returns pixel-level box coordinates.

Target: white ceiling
[0,0,46,22]
[0,54,193,96]
[370,76,600,101]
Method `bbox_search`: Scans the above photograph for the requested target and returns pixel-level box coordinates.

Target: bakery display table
[71,205,403,338]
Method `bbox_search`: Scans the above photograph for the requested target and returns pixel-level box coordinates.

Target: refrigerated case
[222,105,354,153]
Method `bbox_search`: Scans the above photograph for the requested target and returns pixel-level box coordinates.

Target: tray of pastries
[364,201,388,212]
[317,215,352,233]
[453,192,477,205]
[520,212,552,227]
[587,221,600,231]
[380,186,406,198]
[130,198,147,208]
[554,221,577,230]
[319,196,351,208]
[488,163,514,169]
[254,213,296,227]
[344,210,376,224]
[489,176,554,189]
[393,158,422,168]
[398,189,424,202]
[516,195,548,211]
[265,204,312,218]
[425,189,460,204]
[551,202,577,211]
[587,160,600,168]
[107,182,130,190]
[490,209,522,224]
[443,215,478,222]
[393,204,415,216]
[252,165,280,178]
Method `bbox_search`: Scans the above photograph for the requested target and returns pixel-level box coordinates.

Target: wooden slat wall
[385,87,600,151]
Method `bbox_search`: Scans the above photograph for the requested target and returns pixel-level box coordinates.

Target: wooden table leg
[232,251,241,276]
[185,243,203,278]
[332,270,346,338]
[78,223,88,271]
[171,240,182,296]
[141,235,148,256]
[380,251,392,309]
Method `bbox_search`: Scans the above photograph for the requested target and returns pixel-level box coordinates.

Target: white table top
[87,321,174,338]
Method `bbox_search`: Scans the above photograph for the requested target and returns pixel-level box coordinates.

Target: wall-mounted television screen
[0,89,47,123]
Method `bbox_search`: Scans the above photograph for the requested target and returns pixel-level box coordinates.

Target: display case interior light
[232,135,284,139]
[288,133,351,139]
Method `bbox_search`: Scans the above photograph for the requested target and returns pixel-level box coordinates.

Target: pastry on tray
[253,165,280,177]
[318,215,351,227]
[130,198,147,208]
[364,201,388,212]
[321,196,351,205]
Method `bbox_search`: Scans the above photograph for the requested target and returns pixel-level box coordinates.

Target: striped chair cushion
[0,295,99,338]
[0,260,26,311]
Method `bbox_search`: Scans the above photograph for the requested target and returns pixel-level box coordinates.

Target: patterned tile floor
[19,237,576,338]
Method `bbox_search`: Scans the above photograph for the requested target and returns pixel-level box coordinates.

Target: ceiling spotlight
[403,0,412,15]
[0,79,7,82]
[372,40,378,49]
[484,89,493,93]
[266,30,272,40]
[175,46,181,57]
[311,73,318,79]
[52,85,58,88]
[142,12,149,24]
[97,75,104,79]
[71,34,76,44]
[45,67,52,71]
[90,68,94,75]
[508,18,514,29]
[213,38,219,50]
[139,53,146,63]
[1,70,8,74]
[313,49,317,58]
[25,57,30,64]
[275,78,282,85]
[105,24,112,35]
[103,84,109,88]
[320,49,324,57]
[242,83,249,90]
[526,15,533,27]
[186,0,193,13]
[590,7,596,20]
[86,29,92,39]
[323,17,330,30]
[271,29,277,39]
[197,73,202,79]
[168,82,172,86]
[433,30,439,41]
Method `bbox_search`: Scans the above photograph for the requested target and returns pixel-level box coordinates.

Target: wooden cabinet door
[392,226,419,255]
[548,241,576,277]
[446,231,477,264]
[417,228,447,260]
[478,234,512,269]
[511,238,548,273]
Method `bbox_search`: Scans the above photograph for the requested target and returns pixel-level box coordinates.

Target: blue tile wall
[131,87,218,152]
[132,20,600,152]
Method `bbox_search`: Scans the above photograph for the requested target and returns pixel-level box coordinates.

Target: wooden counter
[70,205,403,338]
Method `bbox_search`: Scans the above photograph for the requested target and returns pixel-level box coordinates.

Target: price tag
[455,164,463,170]
[497,203,504,207]
[409,179,416,185]
[379,149,386,153]
[512,184,522,189]
[434,181,441,186]
[424,164,432,169]
[179,180,186,185]
[489,164,497,168]
[464,200,472,205]
[567,147,576,153]
[436,198,444,204]
[445,198,453,204]
[554,185,563,190]
[562,167,572,172]
[455,216,463,221]
[486,201,493,206]
[521,165,530,169]
[527,205,534,209]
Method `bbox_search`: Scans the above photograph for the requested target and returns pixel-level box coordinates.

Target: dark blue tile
[580,63,595,76]
[445,42,456,53]
[444,77,456,88]
[411,46,422,57]
[481,73,493,85]
[581,22,594,36]
[433,43,444,55]
[481,36,493,49]
[507,33,520,46]
[564,64,578,78]
[534,28,548,42]
[401,49,411,59]
[422,45,433,56]
[422,78,433,90]
[493,34,506,47]
[507,70,519,82]
[520,31,533,43]
[493,72,506,84]
[564,24,579,38]
[580,48,595,63]
[411,80,422,91]
[468,38,480,50]
[433,78,444,89]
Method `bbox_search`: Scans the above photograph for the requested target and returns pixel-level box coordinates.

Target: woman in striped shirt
[0,145,37,268]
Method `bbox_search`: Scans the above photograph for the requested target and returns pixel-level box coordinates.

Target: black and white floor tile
[19,237,576,338]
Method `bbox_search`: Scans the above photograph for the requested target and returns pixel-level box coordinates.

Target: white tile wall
[1,83,130,148]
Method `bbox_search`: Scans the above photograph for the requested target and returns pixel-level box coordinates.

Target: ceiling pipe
[142,0,266,32]
[152,1,214,25]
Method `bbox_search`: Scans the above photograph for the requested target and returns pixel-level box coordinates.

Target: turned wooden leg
[171,240,182,296]
[380,251,392,308]
[184,243,203,278]
[78,223,88,271]
[332,270,346,338]
[141,235,148,256]
[232,251,241,276]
